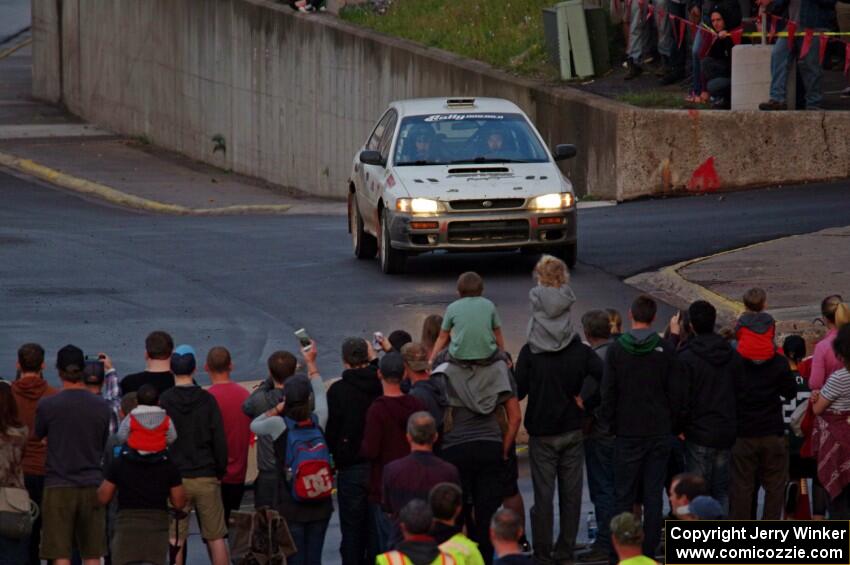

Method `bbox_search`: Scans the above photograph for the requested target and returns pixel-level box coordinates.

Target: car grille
[447,220,529,244]
[449,199,525,211]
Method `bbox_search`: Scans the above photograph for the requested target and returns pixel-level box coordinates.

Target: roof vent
[446,97,476,108]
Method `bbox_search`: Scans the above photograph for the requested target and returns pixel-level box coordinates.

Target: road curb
[626,250,750,322]
[0,37,32,60]
[0,151,292,216]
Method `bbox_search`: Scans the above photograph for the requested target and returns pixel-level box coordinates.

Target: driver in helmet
[402,124,440,163]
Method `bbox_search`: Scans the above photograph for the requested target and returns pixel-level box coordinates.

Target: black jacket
[736,354,797,437]
[677,333,743,448]
[600,329,681,438]
[159,385,228,479]
[325,365,382,469]
[516,337,602,437]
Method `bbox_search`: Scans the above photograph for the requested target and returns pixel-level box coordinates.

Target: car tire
[379,209,406,274]
[350,194,377,259]
[553,243,578,269]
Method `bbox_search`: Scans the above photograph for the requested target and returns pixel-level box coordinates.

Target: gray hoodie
[527,284,577,354]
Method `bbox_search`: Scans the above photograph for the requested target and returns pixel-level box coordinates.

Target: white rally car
[347,97,578,274]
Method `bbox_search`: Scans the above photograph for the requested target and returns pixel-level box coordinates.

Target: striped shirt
[820,368,850,413]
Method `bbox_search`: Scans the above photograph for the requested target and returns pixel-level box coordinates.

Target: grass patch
[340,0,560,78]
[616,91,688,109]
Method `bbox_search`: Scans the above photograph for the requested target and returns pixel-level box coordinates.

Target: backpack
[275,414,334,503]
[228,507,295,565]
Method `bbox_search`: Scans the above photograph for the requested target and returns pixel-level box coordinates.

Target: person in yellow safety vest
[610,512,658,565]
[429,483,485,565]
[376,500,457,565]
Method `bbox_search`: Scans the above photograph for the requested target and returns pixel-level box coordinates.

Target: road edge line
[0,151,291,215]
[0,37,33,60]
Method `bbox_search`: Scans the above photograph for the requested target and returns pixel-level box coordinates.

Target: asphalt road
[3,172,850,382]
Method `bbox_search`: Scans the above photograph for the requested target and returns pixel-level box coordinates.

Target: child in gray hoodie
[527,254,577,353]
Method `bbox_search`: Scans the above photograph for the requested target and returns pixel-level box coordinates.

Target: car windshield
[393,113,549,166]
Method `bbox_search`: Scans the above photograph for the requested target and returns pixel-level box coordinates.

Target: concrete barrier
[31,0,850,201]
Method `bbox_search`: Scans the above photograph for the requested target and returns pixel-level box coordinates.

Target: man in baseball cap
[36,345,112,564]
[610,513,657,565]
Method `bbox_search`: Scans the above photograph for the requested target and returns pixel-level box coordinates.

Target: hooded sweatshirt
[241,378,285,473]
[409,377,448,427]
[600,328,680,438]
[677,333,743,448]
[11,376,57,476]
[516,336,602,436]
[325,365,382,469]
[526,285,577,354]
[159,384,228,479]
[360,394,424,502]
[735,311,777,362]
[116,405,177,453]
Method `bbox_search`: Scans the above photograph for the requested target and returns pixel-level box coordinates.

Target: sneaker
[624,60,643,80]
[758,99,787,111]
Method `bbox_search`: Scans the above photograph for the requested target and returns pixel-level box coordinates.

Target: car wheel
[379,209,406,274]
[553,242,578,269]
[350,194,377,259]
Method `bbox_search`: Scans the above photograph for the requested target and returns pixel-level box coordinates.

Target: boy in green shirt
[429,272,505,366]
[611,513,657,565]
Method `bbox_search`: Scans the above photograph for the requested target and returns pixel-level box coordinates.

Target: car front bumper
[386,208,577,253]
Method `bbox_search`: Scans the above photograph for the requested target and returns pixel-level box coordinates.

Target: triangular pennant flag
[678,18,687,49]
[786,20,797,50]
[730,27,743,45]
[768,15,778,42]
[817,33,828,65]
[845,44,850,76]
[799,28,814,59]
[698,27,716,59]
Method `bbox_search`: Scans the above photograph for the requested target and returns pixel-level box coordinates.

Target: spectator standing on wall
[10,343,57,565]
[759,0,837,110]
[241,351,296,508]
[35,345,112,565]
[206,346,252,524]
[120,331,175,396]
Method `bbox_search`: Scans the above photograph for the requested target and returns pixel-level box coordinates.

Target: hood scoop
[447,166,511,175]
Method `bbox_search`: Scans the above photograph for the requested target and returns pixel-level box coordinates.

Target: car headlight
[530,193,575,211]
[396,198,444,214]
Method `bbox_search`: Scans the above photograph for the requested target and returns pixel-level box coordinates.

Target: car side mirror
[553,144,577,161]
[360,150,385,167]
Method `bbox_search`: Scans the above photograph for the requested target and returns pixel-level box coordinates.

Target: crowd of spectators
[621,0,850,108]
[1,256,849,565]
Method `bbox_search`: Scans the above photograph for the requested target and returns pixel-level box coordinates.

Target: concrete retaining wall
[31,0,850,201]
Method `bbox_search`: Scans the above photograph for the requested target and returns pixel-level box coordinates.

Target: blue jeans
[628,0,650,63]
[0,534,27,565]
[584,433,615,556]
[288,518,330,565]
[614,436,671,558]
[685,441,731,514]
[336,463,371,565]
[769,34,825,109]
